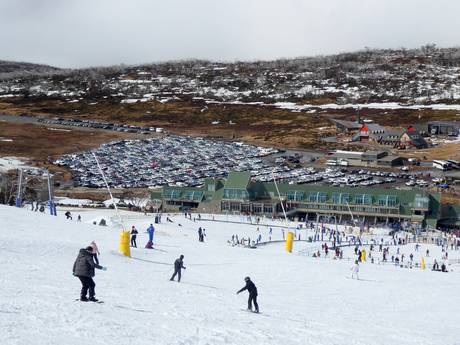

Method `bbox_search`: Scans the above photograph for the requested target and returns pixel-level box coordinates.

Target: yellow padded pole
[120,231,131,257]
[286,232,294,253]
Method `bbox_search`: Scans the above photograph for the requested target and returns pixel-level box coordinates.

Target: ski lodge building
[151,171,460,230]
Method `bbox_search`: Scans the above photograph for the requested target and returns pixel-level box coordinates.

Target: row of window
[223,188,250,200]
[163,189,203,201]
[289,203,401,215]
[222,202,274,214]
[286,191,400,207]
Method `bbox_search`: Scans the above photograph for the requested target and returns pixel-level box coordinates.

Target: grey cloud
[0,0,459,68]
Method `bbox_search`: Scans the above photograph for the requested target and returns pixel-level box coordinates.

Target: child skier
[351,260,360,280]
[90,241,100,265]
[237,276,259,313]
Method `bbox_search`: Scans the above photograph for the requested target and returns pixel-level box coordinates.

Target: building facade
[153,171,449,229]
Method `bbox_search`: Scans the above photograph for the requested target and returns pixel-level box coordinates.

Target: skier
[236,276,259,313]
[146,224,155,248]
[77,215,82,222]
[65,211,72,220]
[198,227,203,242]
[130,226,138,248]
[351,260,359,279]
[170,255,186,282]
[72,246,106,302]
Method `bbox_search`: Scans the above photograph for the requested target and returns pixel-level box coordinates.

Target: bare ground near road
[0,121,143,180]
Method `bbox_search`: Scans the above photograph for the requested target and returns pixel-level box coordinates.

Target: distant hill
[0,60,61,79]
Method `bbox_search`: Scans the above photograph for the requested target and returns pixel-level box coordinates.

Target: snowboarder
[351,260,359,280]
[77,215,82,222]
[170,255,186,282]
[73,246,106,302]
[237,276,259,313]
[130,226,138,248]
[198,227,203,242]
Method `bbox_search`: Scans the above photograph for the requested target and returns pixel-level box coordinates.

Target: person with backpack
[170,255,186,282]
[72,246,107,302]
[237,276,259,313]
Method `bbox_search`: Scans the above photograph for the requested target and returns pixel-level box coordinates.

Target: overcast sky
[1,0,459,68]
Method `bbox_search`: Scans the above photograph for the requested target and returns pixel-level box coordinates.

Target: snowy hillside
[1,205,459,345]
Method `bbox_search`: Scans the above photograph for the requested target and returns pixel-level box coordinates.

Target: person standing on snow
[351,260,359,280]
[237,276,259,313]
[170,255,186,282]
[73,246,106,302]
[145,224,155,248]
[198,227,203,242]
[130,226,138,248]
[147,224,155,241]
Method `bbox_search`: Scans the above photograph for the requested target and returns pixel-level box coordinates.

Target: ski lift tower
[15,169,24,207]
[46,170,57,216]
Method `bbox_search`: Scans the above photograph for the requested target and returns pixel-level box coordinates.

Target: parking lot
[36,117,163,134]
[53,136,443,189]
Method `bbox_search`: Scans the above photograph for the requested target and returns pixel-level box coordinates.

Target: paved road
[0,114,41,125]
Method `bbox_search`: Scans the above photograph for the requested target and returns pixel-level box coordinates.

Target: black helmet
[244,276,250,282]
[180,255,184,259]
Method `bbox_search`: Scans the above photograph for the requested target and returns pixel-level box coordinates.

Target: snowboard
[75,299,104,304]
[240,308,261,314]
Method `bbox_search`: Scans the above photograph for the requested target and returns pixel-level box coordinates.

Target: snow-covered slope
[1,205,459,345]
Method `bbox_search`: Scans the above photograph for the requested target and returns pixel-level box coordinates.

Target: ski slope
[1,205,459,345]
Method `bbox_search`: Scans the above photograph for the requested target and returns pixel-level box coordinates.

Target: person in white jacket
[351,260,359,279]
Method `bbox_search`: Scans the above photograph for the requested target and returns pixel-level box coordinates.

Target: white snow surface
[1,205,460,345]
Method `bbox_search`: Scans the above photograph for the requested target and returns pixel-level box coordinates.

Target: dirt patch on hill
[0,122,128,180]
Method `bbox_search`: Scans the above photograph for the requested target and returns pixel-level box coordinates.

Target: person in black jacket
[73,246,106,302]
[237,276,259,313]
[130,226,138,248]
[170,255,186,282]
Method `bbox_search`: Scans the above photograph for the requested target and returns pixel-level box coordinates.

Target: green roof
[425,193,441,228]
[150,191,163,200]
[224,171,251,190]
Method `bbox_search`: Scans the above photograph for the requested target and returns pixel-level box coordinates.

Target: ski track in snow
[0,205,459,345]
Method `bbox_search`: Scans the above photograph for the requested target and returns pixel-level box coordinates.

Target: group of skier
[72,244,259,311]
[128,224,155,249]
